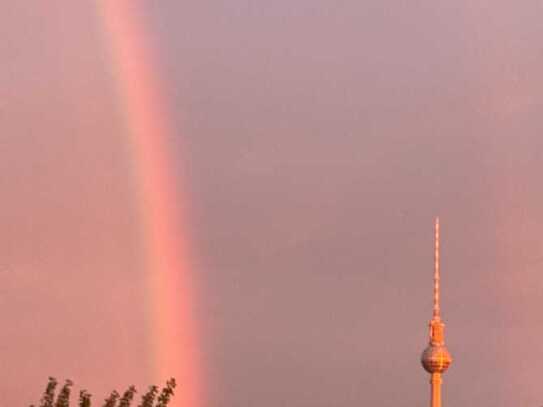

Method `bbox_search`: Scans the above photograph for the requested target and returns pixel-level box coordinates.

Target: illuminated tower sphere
[421,218,453,407]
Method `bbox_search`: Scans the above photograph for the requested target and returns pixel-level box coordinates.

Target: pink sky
[2,1,543,406]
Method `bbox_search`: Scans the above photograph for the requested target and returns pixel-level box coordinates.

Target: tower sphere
[421,344,452,374]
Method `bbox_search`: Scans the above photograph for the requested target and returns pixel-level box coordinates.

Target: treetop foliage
[29,378,177,407]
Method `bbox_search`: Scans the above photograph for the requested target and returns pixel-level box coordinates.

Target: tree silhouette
[155,379,176,407]
[54,380,74,407]
[118,386,137,407]
[31,378,177,407]
[102,390,119,407]
[39,377,58,407]
[138,386,158,407]
[79,390,92,407]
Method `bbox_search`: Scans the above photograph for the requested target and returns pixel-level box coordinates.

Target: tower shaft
[430,373,442,407]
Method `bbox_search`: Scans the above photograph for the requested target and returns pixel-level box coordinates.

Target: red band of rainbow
[96,2,201,406]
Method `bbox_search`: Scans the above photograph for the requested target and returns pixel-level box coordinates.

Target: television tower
[421,217,452,407]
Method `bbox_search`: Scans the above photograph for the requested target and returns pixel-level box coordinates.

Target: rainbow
[96,2,201,406]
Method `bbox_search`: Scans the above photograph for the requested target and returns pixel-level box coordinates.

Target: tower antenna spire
[433,216,440,319]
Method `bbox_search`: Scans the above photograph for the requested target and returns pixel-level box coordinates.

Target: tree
[54,380,74,407]
[39,377,58,407]
[137,386,158,407]
[118,386,137,407]
[31,378,177,407]
[102,390,119,407]
[79,390,92,407]
[155,379,176,407]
